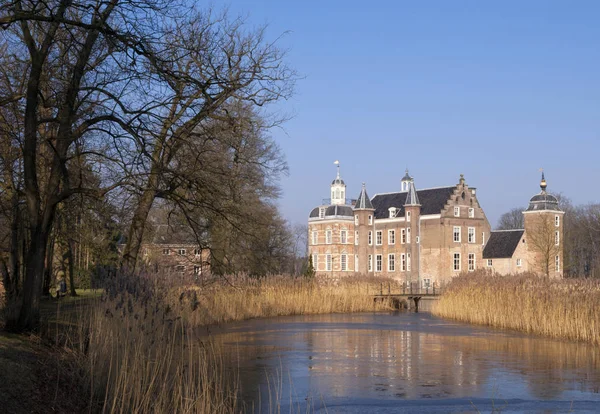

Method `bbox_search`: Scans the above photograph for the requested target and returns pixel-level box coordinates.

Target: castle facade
[308,165,563,285]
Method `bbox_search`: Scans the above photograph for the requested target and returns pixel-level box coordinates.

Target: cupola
[401,169,412,192]
[330,160,346,205]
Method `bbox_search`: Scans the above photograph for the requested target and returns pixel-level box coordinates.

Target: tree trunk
[10,230,48,332]
[66,236,77,296]
[7,193,20,298]
[42,232,55,297]
[121,188,157,271]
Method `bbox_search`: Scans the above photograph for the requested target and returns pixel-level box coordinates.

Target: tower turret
[523,170,564,278]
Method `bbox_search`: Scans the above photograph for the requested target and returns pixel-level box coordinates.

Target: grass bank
[432,272,600,345]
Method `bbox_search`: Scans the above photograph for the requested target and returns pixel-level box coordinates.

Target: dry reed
[67,273,393,413]
[432,271,600,345]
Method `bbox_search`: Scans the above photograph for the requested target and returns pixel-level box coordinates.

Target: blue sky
[226,1,600,227]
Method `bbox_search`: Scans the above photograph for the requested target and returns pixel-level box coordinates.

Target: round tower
[523,171,564,278]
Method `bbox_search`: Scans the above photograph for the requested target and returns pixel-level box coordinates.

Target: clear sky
[226,0,600,228]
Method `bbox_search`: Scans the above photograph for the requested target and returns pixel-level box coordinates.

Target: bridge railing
[376,282,443,296]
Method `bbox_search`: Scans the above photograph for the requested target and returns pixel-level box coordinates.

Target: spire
[405,177,420,206]
[334,160,340,180]
[540,168,547,193]
[354,183,374,210]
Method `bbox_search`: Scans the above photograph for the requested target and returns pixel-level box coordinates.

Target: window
[376,231,383,245]
[194,248,201,256]
[178,248,186,256]
[194,265,202,275]
[341,254,347,271]
[319,207,325,219]
[407,228,411,244]
[355,215,359,225]
[555,231,559,246]
[388,230,395,245]
[468,208,475,218]
[326,229,332,244]
[341,230,347,244]
[368,231,372,245]
[407,253,411,271]
[368,255,373,271]
[482,232,485,246]
[453,226,461,243]
[162,248,170,255]
[388,254,395,271]
[312,231,318,245]
[400,254,406,271]
[468,253,475,271]
[423,278,431,288]
[326,254,332,271]
[312,254,318,270]
[355,231,359,245]
[368,215,373,225]
[453,253,461,271]
[406,211,411,222]
[176,265,185,273]
[468,227,475,243]
[401,229,406,244]
[487,259,493,267]
[389,207,396,218]
[416,236,420,244]
[517,258,522,267]
[555,255,560,272]
[355,256,358,271]
[376,255,382,272]
[454,206,460,217]
[555,215,560,227]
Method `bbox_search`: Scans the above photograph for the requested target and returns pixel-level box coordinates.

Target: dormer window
[389,207,396,218]
[319,207,325,219]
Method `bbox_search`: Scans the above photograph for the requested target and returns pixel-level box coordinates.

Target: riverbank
[11,274,394,413]
[432,272,600,345]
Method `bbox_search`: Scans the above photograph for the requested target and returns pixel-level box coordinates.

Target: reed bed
[170,275,394,326]
[65,273,393,413]
[432,271,600,345]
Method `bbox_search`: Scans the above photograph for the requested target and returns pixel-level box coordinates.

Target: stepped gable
[482,230,525,259]
[371,187,456,219]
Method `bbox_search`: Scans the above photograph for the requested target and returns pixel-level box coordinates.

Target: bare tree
[496,207,525,230]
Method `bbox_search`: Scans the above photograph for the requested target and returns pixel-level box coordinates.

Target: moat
[212,312,600,413]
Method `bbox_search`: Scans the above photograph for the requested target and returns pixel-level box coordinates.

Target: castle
[308,164,563,285]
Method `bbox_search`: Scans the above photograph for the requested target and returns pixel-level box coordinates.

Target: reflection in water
[210,312,600,412]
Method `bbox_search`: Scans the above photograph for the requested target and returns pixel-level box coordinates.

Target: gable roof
[371,187,456,218]
[483,230,525,259]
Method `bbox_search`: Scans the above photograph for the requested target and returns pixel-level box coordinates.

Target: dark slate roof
[325,205,353,217]
[483,230,525,259]
[371,187,455,219]
[309,207,320,218]
[331,178,345,185]
[354,184,374,210]
[526,192,560,212]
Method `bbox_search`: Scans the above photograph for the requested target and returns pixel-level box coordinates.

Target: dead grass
[432,271,600,345]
